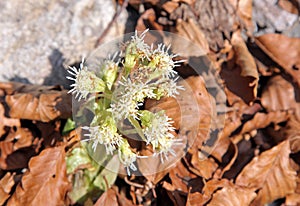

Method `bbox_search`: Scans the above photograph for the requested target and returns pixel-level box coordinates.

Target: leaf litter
[0,0,300,205]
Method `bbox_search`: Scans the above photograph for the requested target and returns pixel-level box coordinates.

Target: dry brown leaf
[199,179,232,205]
[1,82,72,122]
[255,34,300,87]
[0,103,20,137]
[169,160,197,194]
[186,191,205,206]
[0,172,15,205]
[94,188,118,206]
[168,0,236,51]
[261,75,300,121]
[236,140,297,205]
[4,127,34,151]
[278,0,299,15]
[190,154,218,179]
[207,182,257,206]
[240,110,291,134]
[221,31,259,104]
[135,8,163,41]
[173,18,209,56]
[285,173,300,205]
[162,1,179,14]
[162,181,186,206]
[8,146,70,206]
[229,0,254,34]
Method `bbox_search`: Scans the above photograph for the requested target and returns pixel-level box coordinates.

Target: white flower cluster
[67,59,106,100]
[141,110,178,162]
[67,30,185,175]
[82,124,123,155]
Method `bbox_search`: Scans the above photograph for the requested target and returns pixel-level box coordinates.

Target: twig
[124,176,145,188]
[94,0,129,48]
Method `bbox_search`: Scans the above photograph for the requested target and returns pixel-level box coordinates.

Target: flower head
[82,116,123,154]
[110,77,156,120]
[67,59,106,100]
[140,110,175,145]
[118,139,137,175]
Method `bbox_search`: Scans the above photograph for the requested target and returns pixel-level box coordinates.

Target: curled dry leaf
[186,191,204,206]
[168,0,236,51]
[221,31,259,104]
[236,140,297,205]
[0,126,40,170]
[0,103,20,137]
[189,154,218,179]
[0,172,15,205]
[172,18,209,57]
[1,82,72,122]
[255,34,300,87]
[229,0,254,34]
[207,181,257,206]
[8,146,70,206]
[240,110,291,135]
[169,160,197,194]
[261,75,300,121]
[5,127,34,151]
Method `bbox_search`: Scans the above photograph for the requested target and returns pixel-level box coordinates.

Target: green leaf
[62,118,76,135]
[66,145,91,174]
[93,156,119,191]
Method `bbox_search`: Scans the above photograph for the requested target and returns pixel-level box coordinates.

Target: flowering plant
[67,30,184,175]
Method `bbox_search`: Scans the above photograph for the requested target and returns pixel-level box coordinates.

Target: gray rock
[0,0,127,87]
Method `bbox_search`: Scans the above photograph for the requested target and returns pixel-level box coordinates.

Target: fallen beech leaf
[223,139,255,179]
[236,140,297,205]
[200,179,232,205]
[162,1,179,13]
[173,18,209,56]
[186,191,205,206]
[135,8,163,42]
[261,75,300,121]
[285,193,300,206]
[8,146,70,206]
[94,188,118,206]
[240,110,291,134]
[0,172,15,205]
[169,160,197,193]
[221,31,259,104]
[2,82,72,122]
[0,103,20,137]
[0,141,13,169]
[5,127,34,150]
[169,0,236,51]
[255,34,300,87]
[207,182,256,206]
[190,154,218,179]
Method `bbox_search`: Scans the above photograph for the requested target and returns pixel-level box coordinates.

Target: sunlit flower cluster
[67,30,185,175]
[67,59,106,100]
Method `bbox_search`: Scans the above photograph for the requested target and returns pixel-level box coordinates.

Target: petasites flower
[68,30,186,175]
[67,59,106,100]
[118,139,137,175]
[82,116,123,154]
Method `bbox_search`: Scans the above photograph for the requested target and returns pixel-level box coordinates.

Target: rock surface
[0,0,127,87]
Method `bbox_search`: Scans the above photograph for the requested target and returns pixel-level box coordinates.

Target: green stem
[128,116,147,142]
